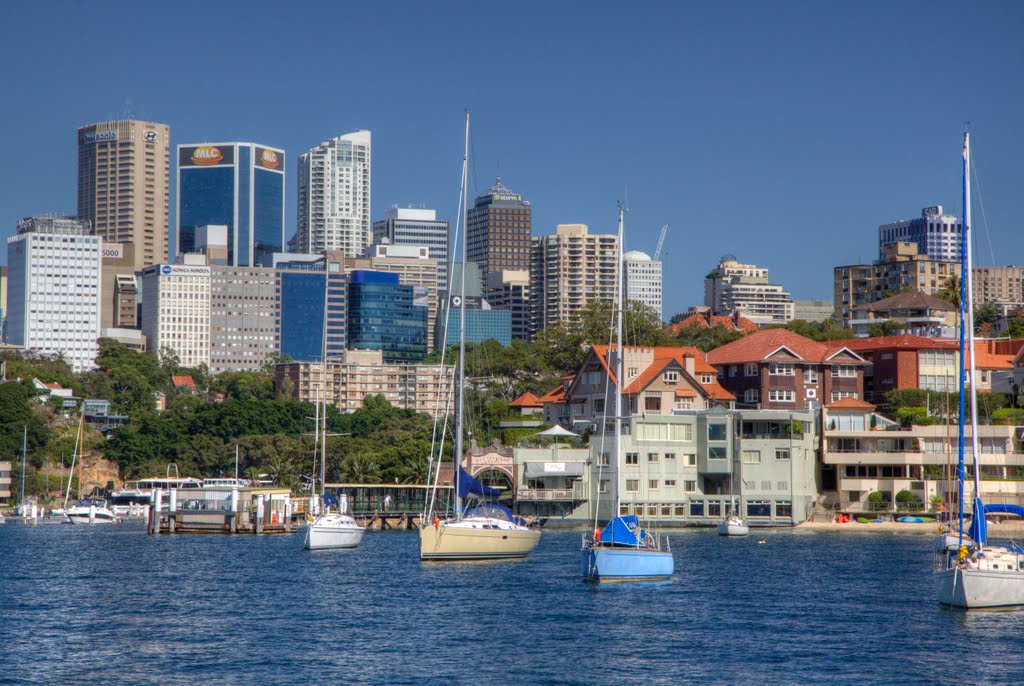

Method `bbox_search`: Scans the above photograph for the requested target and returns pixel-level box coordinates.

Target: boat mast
[614,205,625,519]
[454,109,470,520]
[320,263,330,503]
[962,132,983,544]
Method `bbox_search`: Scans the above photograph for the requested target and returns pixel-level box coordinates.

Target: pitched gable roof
[537,385,566,405]
[707,329,862,366]
[510,391,542,408]
[827,335,959,352]
[826,397,877,410]
[587,345,736,401]
[853,291,955,312]
[172,375,197,389]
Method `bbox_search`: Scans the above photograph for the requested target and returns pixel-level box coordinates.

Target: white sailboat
[419,111,541,561]
[303,270,364,551]
[718,462,749,537]
[64,410,116,525]
[581,206,674,582]
[933,132,1024,608]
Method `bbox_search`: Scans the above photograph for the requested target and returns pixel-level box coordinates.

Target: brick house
[706,329,865,409]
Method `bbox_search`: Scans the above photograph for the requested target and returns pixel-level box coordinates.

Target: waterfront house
[849,291,957,338]
[707,329,866,409]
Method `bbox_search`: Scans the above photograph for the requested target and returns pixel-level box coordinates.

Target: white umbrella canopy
[536,425,579,437]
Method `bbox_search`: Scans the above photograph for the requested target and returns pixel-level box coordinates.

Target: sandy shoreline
[797,519,1024,535]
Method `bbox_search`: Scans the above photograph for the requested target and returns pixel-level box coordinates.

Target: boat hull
[66,509,116,525]
[717,523,749,537]
[582,546,674,583]
[303,516,365,550]
[935,566,1024,609]
[419,523,540,560]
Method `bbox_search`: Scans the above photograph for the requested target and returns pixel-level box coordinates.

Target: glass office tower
[275,252,346,362]
[347,270,427,363]
[177,142,285,265]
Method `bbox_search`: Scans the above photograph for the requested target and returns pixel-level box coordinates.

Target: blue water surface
[2,524,1023,685]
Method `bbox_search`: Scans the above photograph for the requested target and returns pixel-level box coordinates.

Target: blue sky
[2,1,1022,317]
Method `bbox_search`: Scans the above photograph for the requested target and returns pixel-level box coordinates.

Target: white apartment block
[878,205,961,264]
[623,250,663,320]
[373,207,450,290]
[274,349,454,419]
[530,224,618,335]
[5,217,102,373]
[140,259,212,369]
[296,130,371,256]
[704,255,794,326]
[210,266,280,374]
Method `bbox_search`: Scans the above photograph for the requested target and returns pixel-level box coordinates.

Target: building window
[775,448,790,460]
[775,501,792,518]
[649,479,659,490]
[730,365,738,377]
[599,480,609,494]
[625,452,639,465]
[708,422,726,441]
[645,396,662,412]
[708,446,727,460]
[663,371,678,383]
[744,388,759,404]
[768,390,795,402]
[598,452,610,467]
[831,391,859,402]
[665,479,677,487]
[769,363,794,376]
[648,452,659,463]
[665,452,676,460]
[625,479,639,493]
[804,368,818,384]
[684,480,697,493]
[685,454,697,466]
[832,364,857,378]
[700,373,714,384]
[746,501,772,517]
[742,450,761,464]
[745,363,758,377]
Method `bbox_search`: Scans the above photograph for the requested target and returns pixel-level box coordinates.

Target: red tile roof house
[706,329,866,409]
[552,345,735,430]
[665,309,760,336]
[171,375,198,394]
[509,391,543,416]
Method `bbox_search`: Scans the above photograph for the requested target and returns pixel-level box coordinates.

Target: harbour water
[2,524,1024,684]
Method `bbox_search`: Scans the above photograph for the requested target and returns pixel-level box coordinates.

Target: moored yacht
[65,497,117,525]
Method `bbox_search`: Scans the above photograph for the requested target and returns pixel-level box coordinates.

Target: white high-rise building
[878,205,961,264]
[140,257,212,369]
[5,216,102,373]
[373,207,450,289]
[295,130,371,256]
[623,250,663,321]
[704,255,794,326]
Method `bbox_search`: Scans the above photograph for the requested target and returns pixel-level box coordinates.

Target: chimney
[684,354,696,376]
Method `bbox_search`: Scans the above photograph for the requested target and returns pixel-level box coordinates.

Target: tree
[868,320,904,338]
[936,274,961,309]
[1006,316,1024,339]
[0,382,50,459]
[672,324,745,352]
[974,302,1000,336]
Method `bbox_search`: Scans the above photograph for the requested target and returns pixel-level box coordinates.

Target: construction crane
[653,224,669,260]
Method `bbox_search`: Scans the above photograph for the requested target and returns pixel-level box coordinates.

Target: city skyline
[2,1,1023,318]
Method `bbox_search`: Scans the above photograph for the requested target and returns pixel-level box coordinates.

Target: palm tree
[937,274,961,309]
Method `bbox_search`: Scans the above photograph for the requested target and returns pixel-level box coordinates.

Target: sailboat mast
[454,110,470,519]
[319,264,330,501]
[614,206,625,517]
[19,426,26,508]
[962,132,982,503]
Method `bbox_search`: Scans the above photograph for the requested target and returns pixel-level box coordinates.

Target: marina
[2,524,1024,684]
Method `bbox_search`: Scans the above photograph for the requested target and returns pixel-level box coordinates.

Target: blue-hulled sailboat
[933,132,1024,608]
[581,207,674,583]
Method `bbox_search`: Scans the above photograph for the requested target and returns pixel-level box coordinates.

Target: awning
[536,425,579,437]
[523,462,585,478]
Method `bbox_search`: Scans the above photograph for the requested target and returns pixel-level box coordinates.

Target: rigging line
[969,154,997,267]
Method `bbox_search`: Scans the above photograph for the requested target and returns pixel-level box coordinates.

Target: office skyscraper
[347,270,428,363]
[296,130,371,256]
[177,142,286,266]
[466,178,531,276]
[6,216,102,373]
[373,207,450,289]
[78,119,170,272]
[878,205,961,263]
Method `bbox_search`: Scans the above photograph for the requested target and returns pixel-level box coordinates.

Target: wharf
[148,486,294,535]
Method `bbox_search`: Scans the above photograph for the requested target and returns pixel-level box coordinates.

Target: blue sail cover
[599,515,652,547]
[463,503,528,527]
[457,467,502,498]
[968,498,987,544]
[322,494,339,509]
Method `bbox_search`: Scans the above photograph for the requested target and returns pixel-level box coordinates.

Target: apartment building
[822,400,1024,510]
[484,270,531,342]
[295,130,371,256]
[850,291,957,338]
[623,250,663,320]
[373,207,450,290]
[878,205,961,263]
[706,329,865,409]
[0,460,11,505]
[273,350,454,418]
[140,258,212,369]
[833,241,960,327]
[530,223,618,334]
[209,266,280,374]
[704,256,794,326]
[973,266,1024,311]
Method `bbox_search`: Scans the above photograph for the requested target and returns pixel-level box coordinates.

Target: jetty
[147,485,294,534]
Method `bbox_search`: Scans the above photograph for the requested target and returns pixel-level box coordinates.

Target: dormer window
[700,373,713,384]
[663,371,679,384]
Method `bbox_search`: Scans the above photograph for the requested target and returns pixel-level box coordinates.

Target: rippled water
[2,523,1023,684]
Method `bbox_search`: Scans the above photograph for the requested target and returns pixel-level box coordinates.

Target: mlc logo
[191,146,223,165]
[261,149,279,168]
